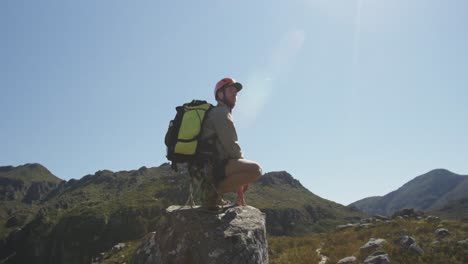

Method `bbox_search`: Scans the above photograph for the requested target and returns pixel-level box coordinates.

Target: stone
[397,236,416,248]
[360,238,387,252]
[112,243,126,251]
[426,216,440,223]
[373,215,390,221]
[336,223,356,230]
[315,248,328,264]
[337,256,357,264]
[394,236,424,256]
[409,242,424,255]
[457,239,468,249]
[435,228,450,239]
[363,251,390,264]
[132,205,268,264]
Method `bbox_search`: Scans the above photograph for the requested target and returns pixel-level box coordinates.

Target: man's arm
[212,107,244,159]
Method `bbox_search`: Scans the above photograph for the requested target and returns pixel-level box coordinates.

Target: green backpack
[164,100,214,170]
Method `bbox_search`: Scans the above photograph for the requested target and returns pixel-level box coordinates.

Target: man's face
[219,85,238,107]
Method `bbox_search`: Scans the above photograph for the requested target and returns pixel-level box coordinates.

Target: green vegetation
[0,164,62,239]
[97,240,141,264]
[269,235,322,264]
[269,218,468,264]
[0,163,62,184]
[430,197,468,220]
[2,163,467,263]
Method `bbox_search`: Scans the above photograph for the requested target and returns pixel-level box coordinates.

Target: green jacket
[201,104,243,161]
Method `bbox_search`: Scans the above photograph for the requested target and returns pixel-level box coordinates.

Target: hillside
[349,169,468,216]
[0,163,363,264]
[429,197,468,220]
[0,164,63,238]
[268,215,468,264]
[226,171,363,235]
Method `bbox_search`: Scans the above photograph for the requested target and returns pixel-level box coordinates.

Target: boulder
[408,243,424,255]
[132,205,268,264]
[457,239,468,249]
[337,256,357,264]
[394,236,424,255]
[435,228,450,239]
[425,216,440,223]
[373,215,390,221]
[392,208,424,219]
[360,238,387,253]
[363,251,390,264]
[397,235,416,248]
[336,223,356,231]
[112,243,126,251]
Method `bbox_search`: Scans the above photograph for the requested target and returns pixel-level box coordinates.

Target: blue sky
[2,0,467,205]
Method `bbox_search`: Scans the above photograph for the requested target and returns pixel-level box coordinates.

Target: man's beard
[220,97,235,109]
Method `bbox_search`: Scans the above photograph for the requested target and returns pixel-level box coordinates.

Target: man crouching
[200,77,263,208]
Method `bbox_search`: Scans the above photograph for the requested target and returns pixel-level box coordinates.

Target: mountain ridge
[0,162,363,264]
[349,168,468,216]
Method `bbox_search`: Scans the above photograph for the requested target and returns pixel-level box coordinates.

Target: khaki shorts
[212,159,229,186]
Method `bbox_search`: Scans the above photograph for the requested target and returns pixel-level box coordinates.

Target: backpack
[165,100,214,170]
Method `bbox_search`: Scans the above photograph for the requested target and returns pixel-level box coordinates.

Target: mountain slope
[226,171,363,235]
[429,197,468,220]
[347,196,381,214]
[0,163,63,238]
[349,169,468,216]
[0,163,363,264]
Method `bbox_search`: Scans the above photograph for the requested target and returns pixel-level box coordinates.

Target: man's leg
[236,184,249,206]
[216,159,263,194]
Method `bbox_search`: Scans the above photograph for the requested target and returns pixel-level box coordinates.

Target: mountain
[349,169,468,216]
[0,164,63,238]
[226,171,363,235]
[429,197,468,220]
[0,163,363,264]
[0,163,62,202]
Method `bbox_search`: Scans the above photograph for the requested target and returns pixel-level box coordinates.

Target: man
[201,77,263,207]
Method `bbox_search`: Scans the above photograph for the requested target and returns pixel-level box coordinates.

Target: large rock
[337,256,357,264]
[394,236,424,255]
[363,251,390,264]
[435,228,451,239]
[132,205,268,264]
[360,238,387,253]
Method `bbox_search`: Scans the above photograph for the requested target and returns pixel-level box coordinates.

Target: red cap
[214,77,243,99]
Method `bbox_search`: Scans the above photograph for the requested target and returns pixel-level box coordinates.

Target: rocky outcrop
[132,205,268,264]
[261,208,304,236]
[22,181,60,203]
[0,163,63,204]
[259,171,303,188]
[1,205,163,264]
[0,178,25,201]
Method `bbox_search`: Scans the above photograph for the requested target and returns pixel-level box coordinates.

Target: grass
[268,218,468,264]
[269,235,322,264]
[95,239,141,264]
[94,217,468,264]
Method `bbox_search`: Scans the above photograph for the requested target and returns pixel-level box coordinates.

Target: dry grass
[269,218,468,264]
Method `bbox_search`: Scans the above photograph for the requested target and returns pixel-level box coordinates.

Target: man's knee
[251,162,263,181]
